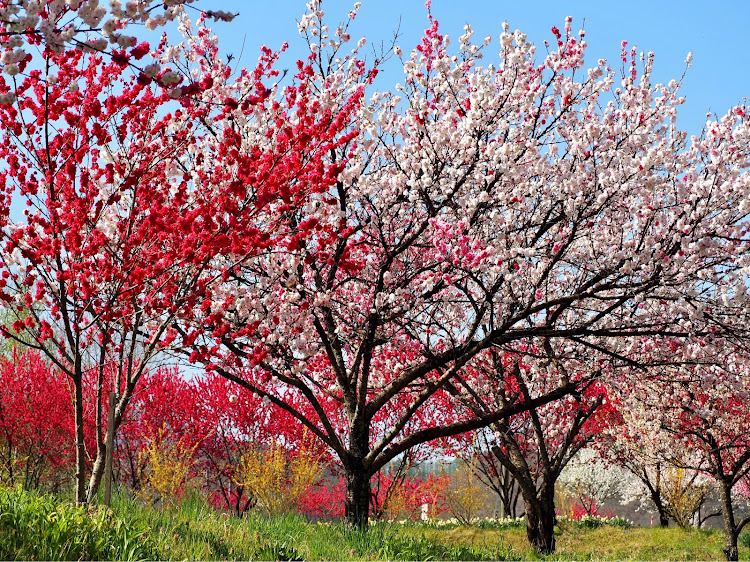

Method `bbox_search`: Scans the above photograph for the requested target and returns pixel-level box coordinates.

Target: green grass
[0,486,157,561]
[408,522,750,561]
[2,485,749,560]
[105,489,518,560]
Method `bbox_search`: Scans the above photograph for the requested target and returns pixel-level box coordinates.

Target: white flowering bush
[558,448,633,515]
[401,513,631,530]
[409,515,526,529]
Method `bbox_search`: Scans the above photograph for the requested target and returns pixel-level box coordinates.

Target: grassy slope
[2,486,749,560]
[109,494,518,561]
[110,491,750,561]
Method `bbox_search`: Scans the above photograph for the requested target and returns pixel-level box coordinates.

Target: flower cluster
[0,0,236,76]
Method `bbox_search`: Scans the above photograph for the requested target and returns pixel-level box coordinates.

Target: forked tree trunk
[522,485,556,554]
[86,385,135,503]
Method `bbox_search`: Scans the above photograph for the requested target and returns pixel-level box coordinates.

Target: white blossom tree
[0,1,236,86]
[558,447,629,516]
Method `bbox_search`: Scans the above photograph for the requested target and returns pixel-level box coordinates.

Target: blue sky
[198,0,750,136]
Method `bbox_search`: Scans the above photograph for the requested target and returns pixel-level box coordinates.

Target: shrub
[138,424,197,508]
[234,438,321,516]
[660,466,711,528]
[437,460,487,525]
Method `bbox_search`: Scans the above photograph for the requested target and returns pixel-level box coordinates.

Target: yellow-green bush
[233,439,321,516]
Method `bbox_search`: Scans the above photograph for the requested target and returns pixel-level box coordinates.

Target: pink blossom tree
[183,4,750,529]
[620,343,750,561]
[453,347,615,553]
[598,389,707,528]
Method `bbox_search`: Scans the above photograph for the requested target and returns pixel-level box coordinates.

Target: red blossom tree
[0,12,364,504]
[0,43,219,502]
[0,348,81,491]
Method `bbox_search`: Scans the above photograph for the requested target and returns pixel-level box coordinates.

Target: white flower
[160,70,180,85]
[143,63,160,78]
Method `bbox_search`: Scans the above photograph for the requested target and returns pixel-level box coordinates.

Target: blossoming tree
[598,389,720,528]
[0,6,363,503]
[454,346,615,553]
[620,342,750,561]
[0,349,82,491]
[0,0,235,80]
[184,2,750,529]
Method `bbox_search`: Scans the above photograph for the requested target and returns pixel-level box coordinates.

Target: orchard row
[1,1,749,559]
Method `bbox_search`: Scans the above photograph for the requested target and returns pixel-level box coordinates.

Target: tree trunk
[501,489,519,519]
[718,480,739,561]
[87,448,106,503]
[86,386,133,503]
[510,482,521,519]
[522,485,556,554]
[499,467,519,518]
[344,467,371,529]
[640,465,669,528]
[648,489,669,527]
[103,392,116,506]
[73,376,87,504]
[344,421,372,529]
